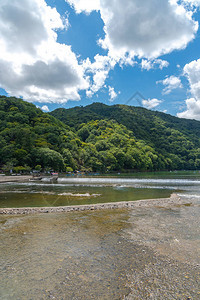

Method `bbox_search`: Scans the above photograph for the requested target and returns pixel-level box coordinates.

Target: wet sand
[0,194,190,215]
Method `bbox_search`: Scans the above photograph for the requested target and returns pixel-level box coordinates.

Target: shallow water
[0,184,172,208]
[0,172,200,299]
[1,171,200,208]
[0,203,200,299]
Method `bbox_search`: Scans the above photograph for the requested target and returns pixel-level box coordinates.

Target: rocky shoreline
[0,194,190,215]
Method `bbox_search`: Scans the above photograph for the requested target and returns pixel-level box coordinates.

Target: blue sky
[0,0,200,120]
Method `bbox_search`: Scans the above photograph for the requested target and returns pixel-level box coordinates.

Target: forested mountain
[0,96,200,173]
[0,96,71,172]
[51,102,200,143]
[50,103,200,170]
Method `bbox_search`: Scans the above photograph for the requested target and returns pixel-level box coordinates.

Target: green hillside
[51,102,200,142]
[0,96,73,172]
[0,96,200,173]
[50,103,200,170]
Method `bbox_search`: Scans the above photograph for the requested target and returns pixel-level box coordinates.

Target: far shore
[0,175,32,183]
[0,194,192,215]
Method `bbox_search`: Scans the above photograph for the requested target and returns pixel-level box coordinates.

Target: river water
[1,171,200,208]
[0,172,200,299]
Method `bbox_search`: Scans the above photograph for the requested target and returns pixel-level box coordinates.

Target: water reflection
[0,184,172,208]
[1,172,200,208]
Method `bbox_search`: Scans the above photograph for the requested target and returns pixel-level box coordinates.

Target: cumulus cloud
[177,58,200,120]
[83,54,116,97]
[184,58,200,99]
[101,0,198,60]
[142,98,162,109]
[157,75,183,94]
[0,0,89,103]
[177,98,200,120]
[108,86,117,102]
[141,59,169,70]
[1,0,199,104]
[41,105,49,112]
[66,0,199,101]
[67,0,100,14]
[68,0,198,61]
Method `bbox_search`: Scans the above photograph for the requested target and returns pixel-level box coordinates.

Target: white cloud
[177,98,200,120]
[142,98,162,109]
[184,58,200,99]
[183,0,200,7]
[0,0,89,103]
[1,0,199,104]
[141,59,169,71]
[41,105,49,112]
[68,0,198,61]
[66,0,199,100]
[157,75,183,94]
[67,0,100,14]
[83,54,116,97]
[108,86,117,102]
[177,58,200,120]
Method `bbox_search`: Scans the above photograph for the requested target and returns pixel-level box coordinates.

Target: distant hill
[0,96,200,172]
[50,103,200,167]
[50,102,200,140]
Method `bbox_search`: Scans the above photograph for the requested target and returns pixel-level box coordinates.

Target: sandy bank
[0,194,191,215]
[0,175,32,183]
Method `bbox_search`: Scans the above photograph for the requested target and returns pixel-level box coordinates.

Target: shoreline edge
[0,194,191,215]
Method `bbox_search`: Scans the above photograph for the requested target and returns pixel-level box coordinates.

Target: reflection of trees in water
[40,187,70,207]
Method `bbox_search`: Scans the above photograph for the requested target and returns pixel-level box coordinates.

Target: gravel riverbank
[0,194,190,215]
[0,175,32,183]
[1,202,199,299]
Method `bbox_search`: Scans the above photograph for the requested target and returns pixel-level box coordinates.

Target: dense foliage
[51,103,200,171]
[0,96,200,173]
[0,96,69,172]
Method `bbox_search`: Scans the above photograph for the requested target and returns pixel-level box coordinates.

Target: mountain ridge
[50,102,200,149]
[0,96,200,172]
[50,102,200,137]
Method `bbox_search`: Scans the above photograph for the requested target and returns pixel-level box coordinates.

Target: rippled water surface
[1,171,200,208]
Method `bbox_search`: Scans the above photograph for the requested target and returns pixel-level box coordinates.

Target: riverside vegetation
[0,95,200,173]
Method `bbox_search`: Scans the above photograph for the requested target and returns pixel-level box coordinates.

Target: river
[0,171,200,299]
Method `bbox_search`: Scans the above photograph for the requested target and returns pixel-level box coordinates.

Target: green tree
[35,148,65,171]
